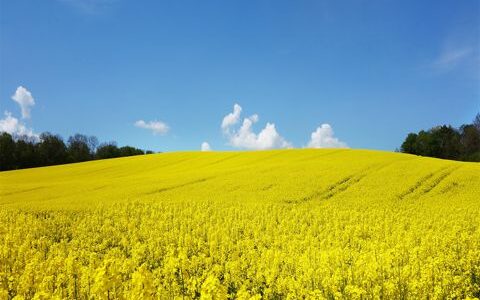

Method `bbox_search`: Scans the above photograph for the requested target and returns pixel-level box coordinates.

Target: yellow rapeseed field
[0,149,479,299]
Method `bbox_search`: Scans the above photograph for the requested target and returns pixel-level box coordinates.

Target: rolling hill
[0,149,479,299]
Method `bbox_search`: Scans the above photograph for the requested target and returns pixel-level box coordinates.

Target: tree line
[400,113,480,162]
[0,132,154,171]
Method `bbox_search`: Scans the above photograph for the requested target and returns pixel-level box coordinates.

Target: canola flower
[0,149,479,299]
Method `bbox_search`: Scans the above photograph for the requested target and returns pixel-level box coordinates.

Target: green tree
[413,130,433,156]
[96,142,120,159]
[400,113,480,162]
[119,146,145,157]
[429,125,461,160]
[15,135,38,169]
[0,132,16,170]
[400,133,418,154]
[67,134,92,162]
[460,124,480,161]
[37,132,68,166]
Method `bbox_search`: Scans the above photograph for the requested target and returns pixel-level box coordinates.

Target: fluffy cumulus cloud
[221,103,242,132]
[201,142,211,151]
[307,124,348,148]
[1,86,38,139]
[11,86,35,119]
[0,111,38,139]
[221,104,291,150]
[134,120,169,135]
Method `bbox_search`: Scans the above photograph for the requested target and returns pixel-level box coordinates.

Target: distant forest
[0,132,154,171]
[400,113,480,162]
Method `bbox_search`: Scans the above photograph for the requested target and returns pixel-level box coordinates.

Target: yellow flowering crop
[0,149,479,299]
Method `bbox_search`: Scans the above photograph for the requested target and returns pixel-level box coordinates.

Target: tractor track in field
[0,186,46,197]
[397,165,461,200]
[143,176,216,195]
[314,174,366,201]
[297,149,349,162]
[292,172,367,203]
[295,159,415,203]
[205,153,242,167]
[295,162,387,203]
[142,164,255,196]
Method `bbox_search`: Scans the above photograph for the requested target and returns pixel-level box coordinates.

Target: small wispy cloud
[134,120,169,135]
[433,46,474,71]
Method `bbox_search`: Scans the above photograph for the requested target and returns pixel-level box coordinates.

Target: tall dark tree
[400,133,418,154]
[413,130,433,156]
[37,132,68,166]
[87,136,99,156]
[429,125,461,160]
[15,135,38,169]
[0,132,16,171]
[460,124,480,160]
[96,142,120,159]
[67,134,91,162]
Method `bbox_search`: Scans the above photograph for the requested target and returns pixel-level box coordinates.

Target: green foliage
[0,132,153,171]
[15,137,38,169]
[401,114,480,162]
[37,132,68,166]
[0,132,16,171]
[119,146,145,157]
[400,133,418,154]
[67,134,93,163]
[460,124,480,158]
[95,142,120,159]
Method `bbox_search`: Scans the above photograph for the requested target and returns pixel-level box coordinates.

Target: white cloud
[0,111,38,139]
[11,86,35,119]
[201,142,211,151]
[134,120,169,135]
[307,124,348,148]
[221,103,242,132]
[1,86,38,139]
[221,104,292,150]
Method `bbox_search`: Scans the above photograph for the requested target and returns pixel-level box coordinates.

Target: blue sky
[1,0,479,152]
